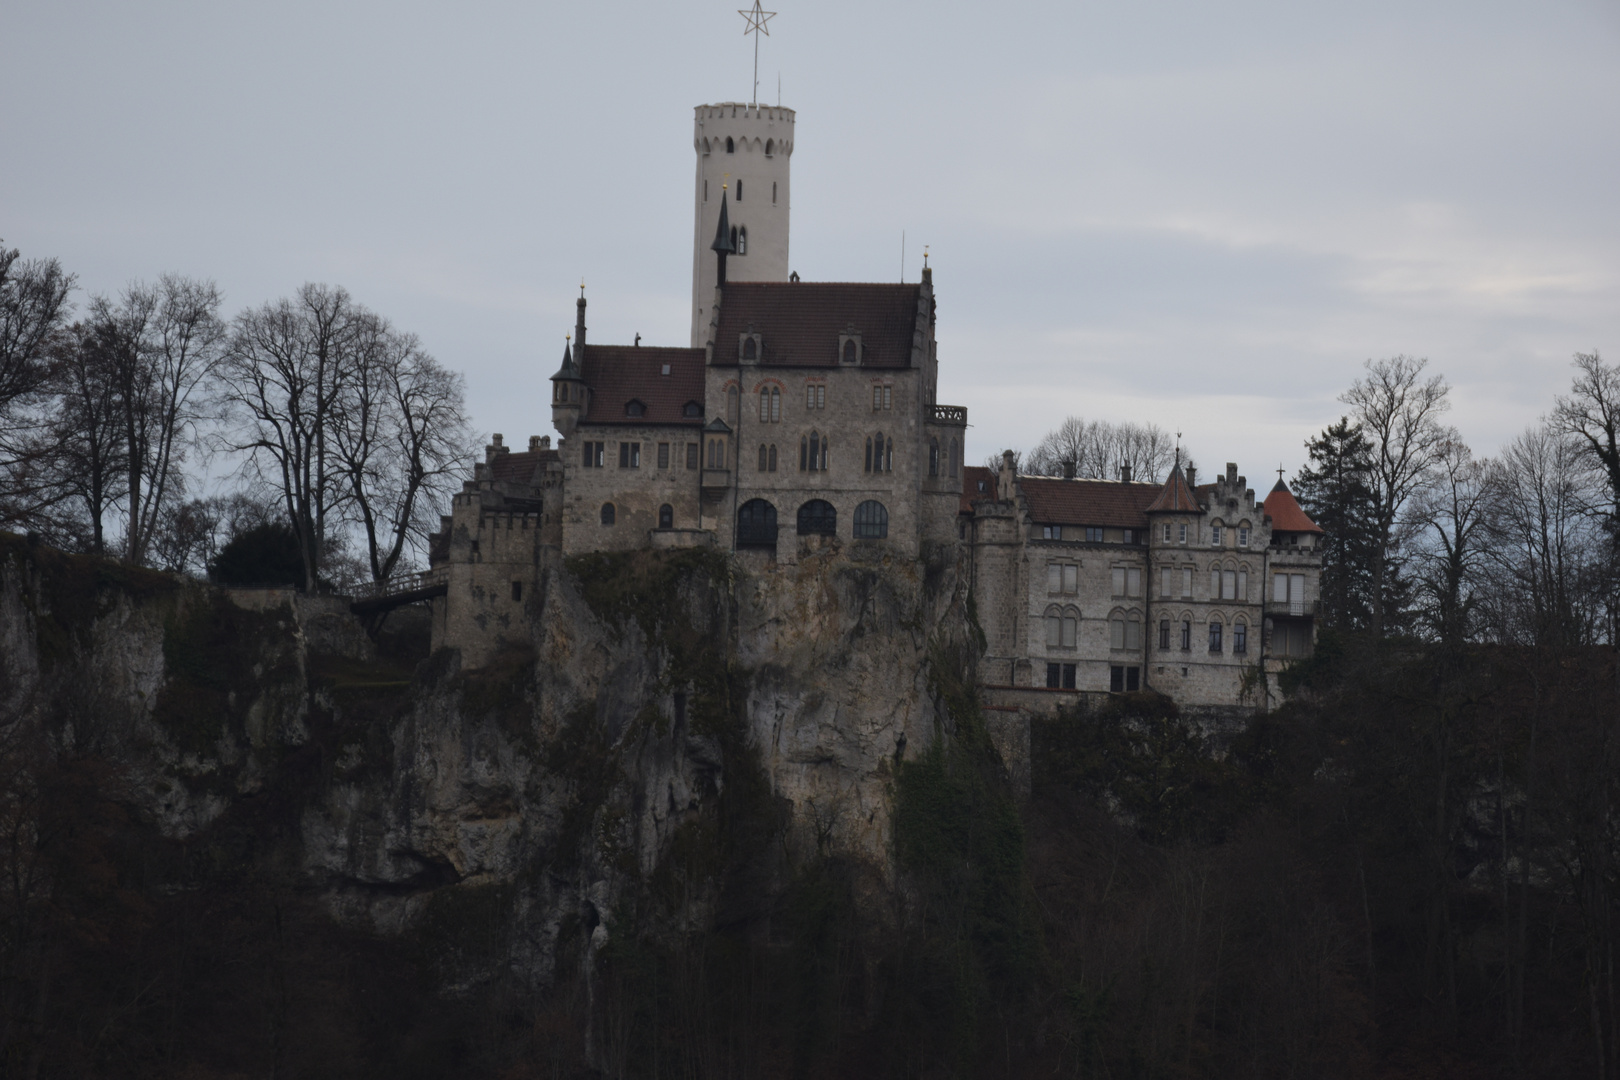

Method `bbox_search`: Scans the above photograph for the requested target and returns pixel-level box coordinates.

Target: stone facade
[961,455,1324,709]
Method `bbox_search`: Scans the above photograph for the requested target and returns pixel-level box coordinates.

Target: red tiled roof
[1020,476,1164,528]
[579,345,707,427]
[711,282,923,368]
[1145,465,1203,513]
[489,449,557,487]
[961,466,996,513]
[1263,481,1323,533]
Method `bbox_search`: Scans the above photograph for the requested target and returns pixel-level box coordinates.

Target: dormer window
[839,328,862,364]
[739,332,761,360]
[682,401,702,418]
[625,399,646,418]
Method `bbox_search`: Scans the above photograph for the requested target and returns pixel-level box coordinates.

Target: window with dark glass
[768,444,777,471]
[511,580,523,601]
[1063,664,1077,689]
[725,136,734,153]
[1159,619,1171,650]
[928,438,939,477]
[1046,663,1061,689]
[1180,620,1191,650]
[686,443,699,469]
[797,499,837,536]
[736,499,778,547]
[736,179,743,201]
[1209,621,1223,652]
[600,503,615,526]
[625,400,645,418]
[657,442,670,469]
[842,339,857,364]
[683,401,703,418]
[743,337,757,360]
[619,442,640,468]
[1234,622,1248,654]
[659,504,673,529]
[853,500,888,539]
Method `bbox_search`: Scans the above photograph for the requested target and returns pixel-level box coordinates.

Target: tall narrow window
[1209,621,1223,653]
[657,442,670,469]
[770,387,780,421]
[1233,622,1248,654]
[725,136,734,153]
[1159,620,1171,650]
[737,227,747,254]
[884,437,893,472]
[600,503,616,525]
[730,225,738,250]
[727,385,739,423]
[928,438,939,477]
[658,504,673,529]
[743,336,757,360]
[768,444,777,471]
[736,179,743,201]
[759,444,769,471]
[865,437,873,473]
[949,438,959,478]
[1180,621,1191,650]
[843,340,857,364]
[772,181,777,203]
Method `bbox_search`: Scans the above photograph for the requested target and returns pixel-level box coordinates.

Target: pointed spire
[711,186,735,252]
[550,335,579,381]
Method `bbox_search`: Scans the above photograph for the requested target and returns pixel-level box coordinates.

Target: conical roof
[1145,462,1203,513]
[711,188,735,254]
[1262,478,1322,533]
[549,340,579,381]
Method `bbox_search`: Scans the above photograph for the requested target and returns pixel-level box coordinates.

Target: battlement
[694,103,795,157]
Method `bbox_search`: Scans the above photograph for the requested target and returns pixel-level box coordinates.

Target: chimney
[485,433,507,463]
[1120,463,1132,483]
[1226,462,1238,485]
[1062,458,1076,480]
[1185,464,1196,489]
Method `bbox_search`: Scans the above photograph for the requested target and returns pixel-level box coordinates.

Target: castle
[424,101,1323,710]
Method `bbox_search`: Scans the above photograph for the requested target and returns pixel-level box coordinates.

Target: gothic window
[743,336,757,360]
[683,401,702,418]
[727,385,739,423]
[1109,615,1142,651]
[759,386,778,421]
[1044,605,1062,648]
[797,499,837,536]
[765,138,774,156]
[885,437,893,472]
[1209,620,1224,653]
[1233,621,1248,654]
[864,436,872,473]
[658,504,673,529]
[853,500,888,539]
[706,437,726,469]
[759,443,769,472]
[928,438,939,477]
[949,438,959,478]
[768,444,777,471]
[1159,619,1171,650]
[737,227,748,254]
[600,503,616,526]
[737,498,777,547]
[726,136,734,153]
[842,339,857,364]
[1180,620,1191,650]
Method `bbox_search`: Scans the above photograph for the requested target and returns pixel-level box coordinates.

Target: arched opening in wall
[726,136,735,153]
[737,227,748,254]
[765,138,774,156]
[842,339,857,364]
[658,504,673,529]
[854,500,888,539]
[797,499,837,536]
[737,498,777,547]
[742,336,757,360]
[600,503,616,526]
[1233,620,1248,654]
[928,437,940,477]
[727,385,739,423]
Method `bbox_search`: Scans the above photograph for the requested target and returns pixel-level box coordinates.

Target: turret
[549,338,585,439]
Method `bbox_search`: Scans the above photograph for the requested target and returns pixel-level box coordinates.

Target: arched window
[797,499,837,536]
[809,431,820,471]
[765,138,774,156]
[658,504,673,529]
[885,437,893,472]
[842,339,857,364]
[864,436,873,473]
[768,444,777,471]
[1209,620,1224,653]
[759,443,769,472]
[600,503,616,526]
[854,500,888,539]
[737,499,777,547]
[1233,621,1248,654]
[743,336,757,360]
[949,438,959,478]
[770,387,780,421]
[727,385,739,423]
[928,437,940,477]
[737,227,747,254]
[1044,605,1063,648]
[725,136,735,153]
[707,437,726,469]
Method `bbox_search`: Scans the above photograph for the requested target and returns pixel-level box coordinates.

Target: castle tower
[691,102,794,346]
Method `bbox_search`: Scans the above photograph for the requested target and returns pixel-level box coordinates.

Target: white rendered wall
[691,103,794,346]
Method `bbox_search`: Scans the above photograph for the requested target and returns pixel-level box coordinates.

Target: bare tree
[1024,417,1181,482]
[217,284,361,592]
[1408,436,1489,643]
[1480,424,1605,646]
[0,244,75,530]
[40,321,128,553]
[1554,351,1620,525]
[87,276,226,565]
[1341,356,1455,636]
[329,318,471,582]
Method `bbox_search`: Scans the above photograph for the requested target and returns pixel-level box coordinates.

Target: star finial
[738,1,776,39]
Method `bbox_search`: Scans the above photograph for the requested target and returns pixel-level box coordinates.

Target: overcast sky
[4,0,1617,481]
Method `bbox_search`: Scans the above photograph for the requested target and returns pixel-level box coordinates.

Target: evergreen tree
[1295,418,1384,631]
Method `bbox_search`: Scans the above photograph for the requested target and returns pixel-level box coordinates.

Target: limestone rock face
[0,537,975,997]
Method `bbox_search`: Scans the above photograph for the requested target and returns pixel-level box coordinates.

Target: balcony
[700,468,731,492]
[1264,599,1321,618]
[930,404,968,426]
